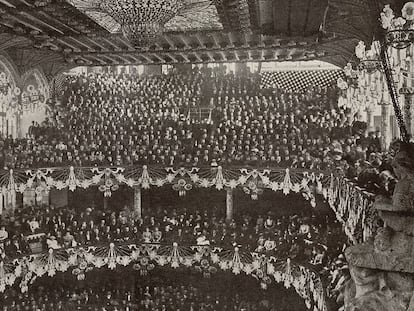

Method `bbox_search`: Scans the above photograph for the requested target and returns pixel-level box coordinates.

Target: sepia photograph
[0,0,414,310]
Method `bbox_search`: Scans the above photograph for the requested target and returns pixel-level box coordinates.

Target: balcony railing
[0,165,378,243]
[0,242,328,311]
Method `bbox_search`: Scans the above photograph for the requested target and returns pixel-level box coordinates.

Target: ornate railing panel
[0,165,379,243]
[0,242,327,311]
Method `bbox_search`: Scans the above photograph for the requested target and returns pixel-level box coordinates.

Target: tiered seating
[1,68,382,173]
[0,201,346,273]
[1,268,306,311]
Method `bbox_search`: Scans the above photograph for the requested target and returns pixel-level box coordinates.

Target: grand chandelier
[100,0,183,47]
[338,63,359,90]
[381,2,414,49]
[355,41,383,74]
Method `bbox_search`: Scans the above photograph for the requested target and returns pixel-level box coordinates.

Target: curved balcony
[0,242,328,311]
[0,165,378,243]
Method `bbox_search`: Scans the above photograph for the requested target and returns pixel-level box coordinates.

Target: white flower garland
[0,165,377,242]
[0,243,328,311]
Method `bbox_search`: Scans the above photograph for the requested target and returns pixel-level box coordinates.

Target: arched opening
[20,68,50,137]
[0,54,20,138]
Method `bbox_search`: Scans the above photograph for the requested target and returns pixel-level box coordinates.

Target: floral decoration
[0,243,328,311]
[0,165,377,243]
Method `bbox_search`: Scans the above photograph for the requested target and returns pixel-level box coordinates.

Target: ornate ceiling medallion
[100,0,183,47]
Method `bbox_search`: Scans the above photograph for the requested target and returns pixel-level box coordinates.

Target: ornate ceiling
[67,0,224,33]
[0,0,391,79]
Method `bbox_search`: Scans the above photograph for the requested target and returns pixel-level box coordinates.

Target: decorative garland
[323,174,378,244]
[0,242,327,311]
[0,165,378,243]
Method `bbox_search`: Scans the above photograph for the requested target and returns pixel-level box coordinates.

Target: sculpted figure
[374,142,414,233]
[344,267,414,311]
[349,265,380,298]
[390,144,414,212]
[343,142,414,310]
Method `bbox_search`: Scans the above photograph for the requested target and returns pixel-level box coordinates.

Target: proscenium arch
[21,67,51,101]
[0,52,21,86]
[19,67,51,136]
[0,53,21,138]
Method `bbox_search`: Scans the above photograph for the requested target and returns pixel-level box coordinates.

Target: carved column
[226,188,233,222]
[103,196,108,211]
[2,192,17,216]
[400,87,414,138]
[1,191,16,217]
[379,101,391,149]
[134,186,142,219]
[365,106,375,133]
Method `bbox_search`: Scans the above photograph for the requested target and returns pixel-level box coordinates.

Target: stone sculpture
[342,142,414,311]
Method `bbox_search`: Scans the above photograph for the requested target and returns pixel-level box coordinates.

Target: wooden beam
[210,33,220,48]
[165,53,178,62]
[179,34,191,49]
[116,37,135,51]
[20,11,65,35]
[101,37,121,51]
[139,53,154,63]
[69,36,96,52]
[206,52,214,62]
[227,32,235,48]
[152,53,166,63]
[195,34,206,48]
[193,52,202,62]
[85,37,109,52]
[163,34,177,50]
[179,52,190,62]
[56,38,81,52]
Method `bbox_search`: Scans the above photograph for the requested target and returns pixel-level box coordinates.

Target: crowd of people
[1,267,304,310]
[0,68,384,175]
[0,198,346,273]
[0,67,396,309]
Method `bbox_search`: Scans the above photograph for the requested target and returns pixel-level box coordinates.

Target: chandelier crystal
[100,0,183,47]
[381,3,414,49]
[354,41,383,74]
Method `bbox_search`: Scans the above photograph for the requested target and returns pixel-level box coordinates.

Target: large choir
[2,68,382,173]
[0,67,398,310]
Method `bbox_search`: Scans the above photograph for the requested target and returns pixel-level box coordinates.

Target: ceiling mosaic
[66,0,223,33]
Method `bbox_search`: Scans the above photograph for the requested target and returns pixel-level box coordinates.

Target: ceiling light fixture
[100,0,183,47]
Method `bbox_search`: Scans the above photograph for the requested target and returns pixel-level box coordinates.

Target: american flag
[260,70,345,92]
